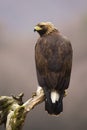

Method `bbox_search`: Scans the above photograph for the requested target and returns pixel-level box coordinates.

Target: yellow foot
[64,90,67,97]
[32,92,36,97]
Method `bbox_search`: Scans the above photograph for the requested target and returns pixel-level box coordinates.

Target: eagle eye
[40,25,44,28]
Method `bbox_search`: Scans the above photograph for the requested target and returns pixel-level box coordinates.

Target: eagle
[34,22,73,115]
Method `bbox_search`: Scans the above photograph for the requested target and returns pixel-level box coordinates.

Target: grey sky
[0,0,87,33]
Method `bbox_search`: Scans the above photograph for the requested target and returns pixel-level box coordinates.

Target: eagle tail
[44,89,63,115]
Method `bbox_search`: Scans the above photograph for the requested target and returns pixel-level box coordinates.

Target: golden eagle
[34,22,73,115]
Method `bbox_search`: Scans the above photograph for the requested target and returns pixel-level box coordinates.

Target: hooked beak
[34,26,42,32]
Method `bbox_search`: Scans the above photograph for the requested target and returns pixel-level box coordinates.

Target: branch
[23,87,45,112]
[0,87,45,130]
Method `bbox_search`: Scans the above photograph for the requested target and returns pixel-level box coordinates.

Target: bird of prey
[34,22,73,115]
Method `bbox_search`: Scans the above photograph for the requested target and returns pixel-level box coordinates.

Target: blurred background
[0,0,87,130]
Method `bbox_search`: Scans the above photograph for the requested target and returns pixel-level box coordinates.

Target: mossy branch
[0,87,45,130]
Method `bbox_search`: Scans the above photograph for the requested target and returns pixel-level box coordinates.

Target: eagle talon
[32,92,36,97]
[64,90,67,97]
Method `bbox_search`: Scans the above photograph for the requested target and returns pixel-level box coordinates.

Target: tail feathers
[43,87,63,115]
[45,97,63,115]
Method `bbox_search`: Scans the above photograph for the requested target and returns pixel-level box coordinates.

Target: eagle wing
[35,33,72,92]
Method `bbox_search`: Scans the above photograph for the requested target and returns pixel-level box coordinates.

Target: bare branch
[23,86,45,112]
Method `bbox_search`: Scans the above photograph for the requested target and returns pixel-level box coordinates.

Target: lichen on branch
[0,87,45,130]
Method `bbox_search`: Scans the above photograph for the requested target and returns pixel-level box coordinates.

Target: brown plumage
[34,22,73,115]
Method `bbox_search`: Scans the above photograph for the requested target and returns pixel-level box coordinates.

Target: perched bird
[34,22,73,115]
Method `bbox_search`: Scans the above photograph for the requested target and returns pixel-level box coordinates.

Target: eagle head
[34,22,57,36]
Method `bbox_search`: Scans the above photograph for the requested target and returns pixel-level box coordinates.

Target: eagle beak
[34,26,42,32]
